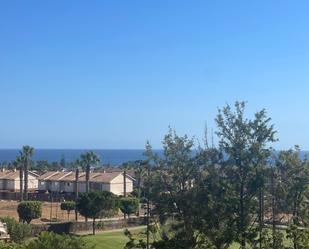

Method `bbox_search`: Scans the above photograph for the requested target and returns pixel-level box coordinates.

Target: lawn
[84,227,239,249]
[83,227,290,249]
[84,227,146,249]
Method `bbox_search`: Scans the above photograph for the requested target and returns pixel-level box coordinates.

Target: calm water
[0,149,307,166]
[0,149,150,166]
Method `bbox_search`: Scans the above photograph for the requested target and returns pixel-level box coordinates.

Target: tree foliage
[120,197,139,218]
[60,201,76,220]
[17,201,42,224]
[76,191,117,234]
[79,151,100,193]
[0,232,94,249]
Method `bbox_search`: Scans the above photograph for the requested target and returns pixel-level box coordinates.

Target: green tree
[73,159,81,221]
[80,151,100,193]
[275,147,309,249]
[19,146,34,201]
[132,161,148,200]
[60,201,76,220]
[215,101,276,249]
[17,201,42,224]
[144,129,200,249]
[120,197,139,218]
[194,160,238,249]
[76,191,117,235]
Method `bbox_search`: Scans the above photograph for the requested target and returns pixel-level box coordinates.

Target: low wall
[0,191,75,202]
[31,217,146,235]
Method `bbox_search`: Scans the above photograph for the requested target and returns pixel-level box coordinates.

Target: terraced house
[38,171,134,196]
[0,169,39,191]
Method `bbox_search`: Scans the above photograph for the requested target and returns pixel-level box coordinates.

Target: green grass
[84,227,238,249]
[84,227,146,249]
[83,227,291,249]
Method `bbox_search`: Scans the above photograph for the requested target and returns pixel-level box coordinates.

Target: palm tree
[14,156,23,201]
[20,145,34,201]
[74,159,81,221]
[80,151,100,193]
[122,162,129,198]
[132,160,148,216]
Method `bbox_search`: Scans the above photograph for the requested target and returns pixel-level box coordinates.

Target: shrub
[0,217,31,243]
[60,201,75,220]
[26,232,92,249]
[120,197,139,218]
[0,242,25,249]
[17,201,42,224]
[0,232,93,249]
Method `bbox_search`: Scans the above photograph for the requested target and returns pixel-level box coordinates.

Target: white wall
[28,175,38,189]
[110,174,133,196]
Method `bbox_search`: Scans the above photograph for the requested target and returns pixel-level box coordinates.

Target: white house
[38,171,134,196]
[0,169,39,191]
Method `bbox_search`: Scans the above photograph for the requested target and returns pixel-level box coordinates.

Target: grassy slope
[85,230,129,249]
[83,228,289,249]
[84,228,238,249]
[84,227,146,249]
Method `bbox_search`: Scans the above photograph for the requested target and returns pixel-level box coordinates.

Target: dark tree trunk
[85,166,90,222]
[123,169,127,197]
[271,168,276,249]
[137,178,141,217]
[240,180,245,249]
[75,168,79,221]
[86,164,90,193]
[146,166,150,249]
[24,159,28,201]
[92,218,96,235]
[123,169,127,220]
[19,165,23,202]
[258,187,264,249]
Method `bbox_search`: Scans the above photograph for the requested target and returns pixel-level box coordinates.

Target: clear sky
[1,1,309,149]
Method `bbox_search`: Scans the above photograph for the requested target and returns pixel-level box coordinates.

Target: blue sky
[0,1,309,149]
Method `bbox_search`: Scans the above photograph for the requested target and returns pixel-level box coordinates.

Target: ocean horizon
[0,149,152,166]
[0,149,308,166]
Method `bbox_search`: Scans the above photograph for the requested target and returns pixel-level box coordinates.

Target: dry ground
[0,200,82,223]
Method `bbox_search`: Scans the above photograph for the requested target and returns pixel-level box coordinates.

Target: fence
[0,191,76,202]
[31,217,146,235]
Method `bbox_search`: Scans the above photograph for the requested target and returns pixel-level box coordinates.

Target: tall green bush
[60,201,75,220]
[17,201,42,224]
[120,197,139,218]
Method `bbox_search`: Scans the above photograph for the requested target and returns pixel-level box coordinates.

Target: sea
[0,149,307,166]
[0,149,150,166]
